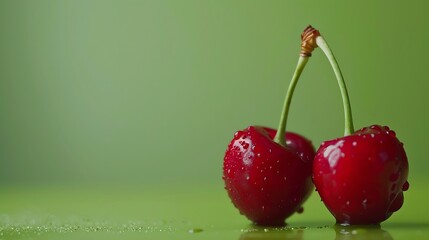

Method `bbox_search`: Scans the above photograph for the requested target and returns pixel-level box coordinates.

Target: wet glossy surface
[0,180,428,239]
[223,126,314,225]
[313,125,409,224]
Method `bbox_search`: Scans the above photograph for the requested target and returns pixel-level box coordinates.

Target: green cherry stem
[273,26,319,146]
[315,35,355,136]
[273,56,309,146]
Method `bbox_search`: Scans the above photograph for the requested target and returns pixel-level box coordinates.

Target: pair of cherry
[223,26,409,226]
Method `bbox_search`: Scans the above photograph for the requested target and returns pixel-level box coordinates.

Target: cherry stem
[273,56,309,146]
[315,36,355,136]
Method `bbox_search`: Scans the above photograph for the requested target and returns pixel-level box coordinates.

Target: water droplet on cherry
[402,181,409,191]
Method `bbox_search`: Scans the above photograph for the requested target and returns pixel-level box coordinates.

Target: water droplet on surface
[371,134,375,138]
[262,205,265,210]
[402,181,410,191]
[388,130,396,137]
[362,198,368,208]
[257,153,261,157]
[346,201,350,205]
[264,177,267,181]
[352,141,357,146]
[246,176,250,180]
[296,206,304,214]
[264,228,269,232]
[189,228,203,233]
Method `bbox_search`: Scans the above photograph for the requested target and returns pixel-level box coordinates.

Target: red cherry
[313,125,409,225]
[302,25,410,225]
[222,27,318,226]
[223,126,315,226]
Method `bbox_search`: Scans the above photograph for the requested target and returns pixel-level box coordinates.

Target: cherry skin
[313,125,409,225]
[223,126,315,226]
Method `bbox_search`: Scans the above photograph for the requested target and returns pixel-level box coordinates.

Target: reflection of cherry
[239,228,304,240]
[223,28,317,226]
[306,26,409,225]
[333,224,393,240]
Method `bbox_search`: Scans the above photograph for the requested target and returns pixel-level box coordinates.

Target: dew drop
[352,141,357,146]
[370,134,375,138]
[284,177,287,181]
[402,181,410,191]
[388,130,396,137]
[346,201,350,205]
[246,176,250,180]
[296,206,304,214]
[264,177,267,181]
[257,153,261,157]
[262,205,265,210]
[362,198,367,208]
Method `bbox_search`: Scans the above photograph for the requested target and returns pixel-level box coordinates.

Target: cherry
[314,125,408,225]
[306,26,409,225]
[224,127,314,226]
[223,28,319,226]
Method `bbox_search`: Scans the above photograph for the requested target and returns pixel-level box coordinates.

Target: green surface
[1,180,428,239]
[1,0,429,239]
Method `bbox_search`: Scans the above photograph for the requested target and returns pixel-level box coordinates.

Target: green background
[0,0,428,239]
